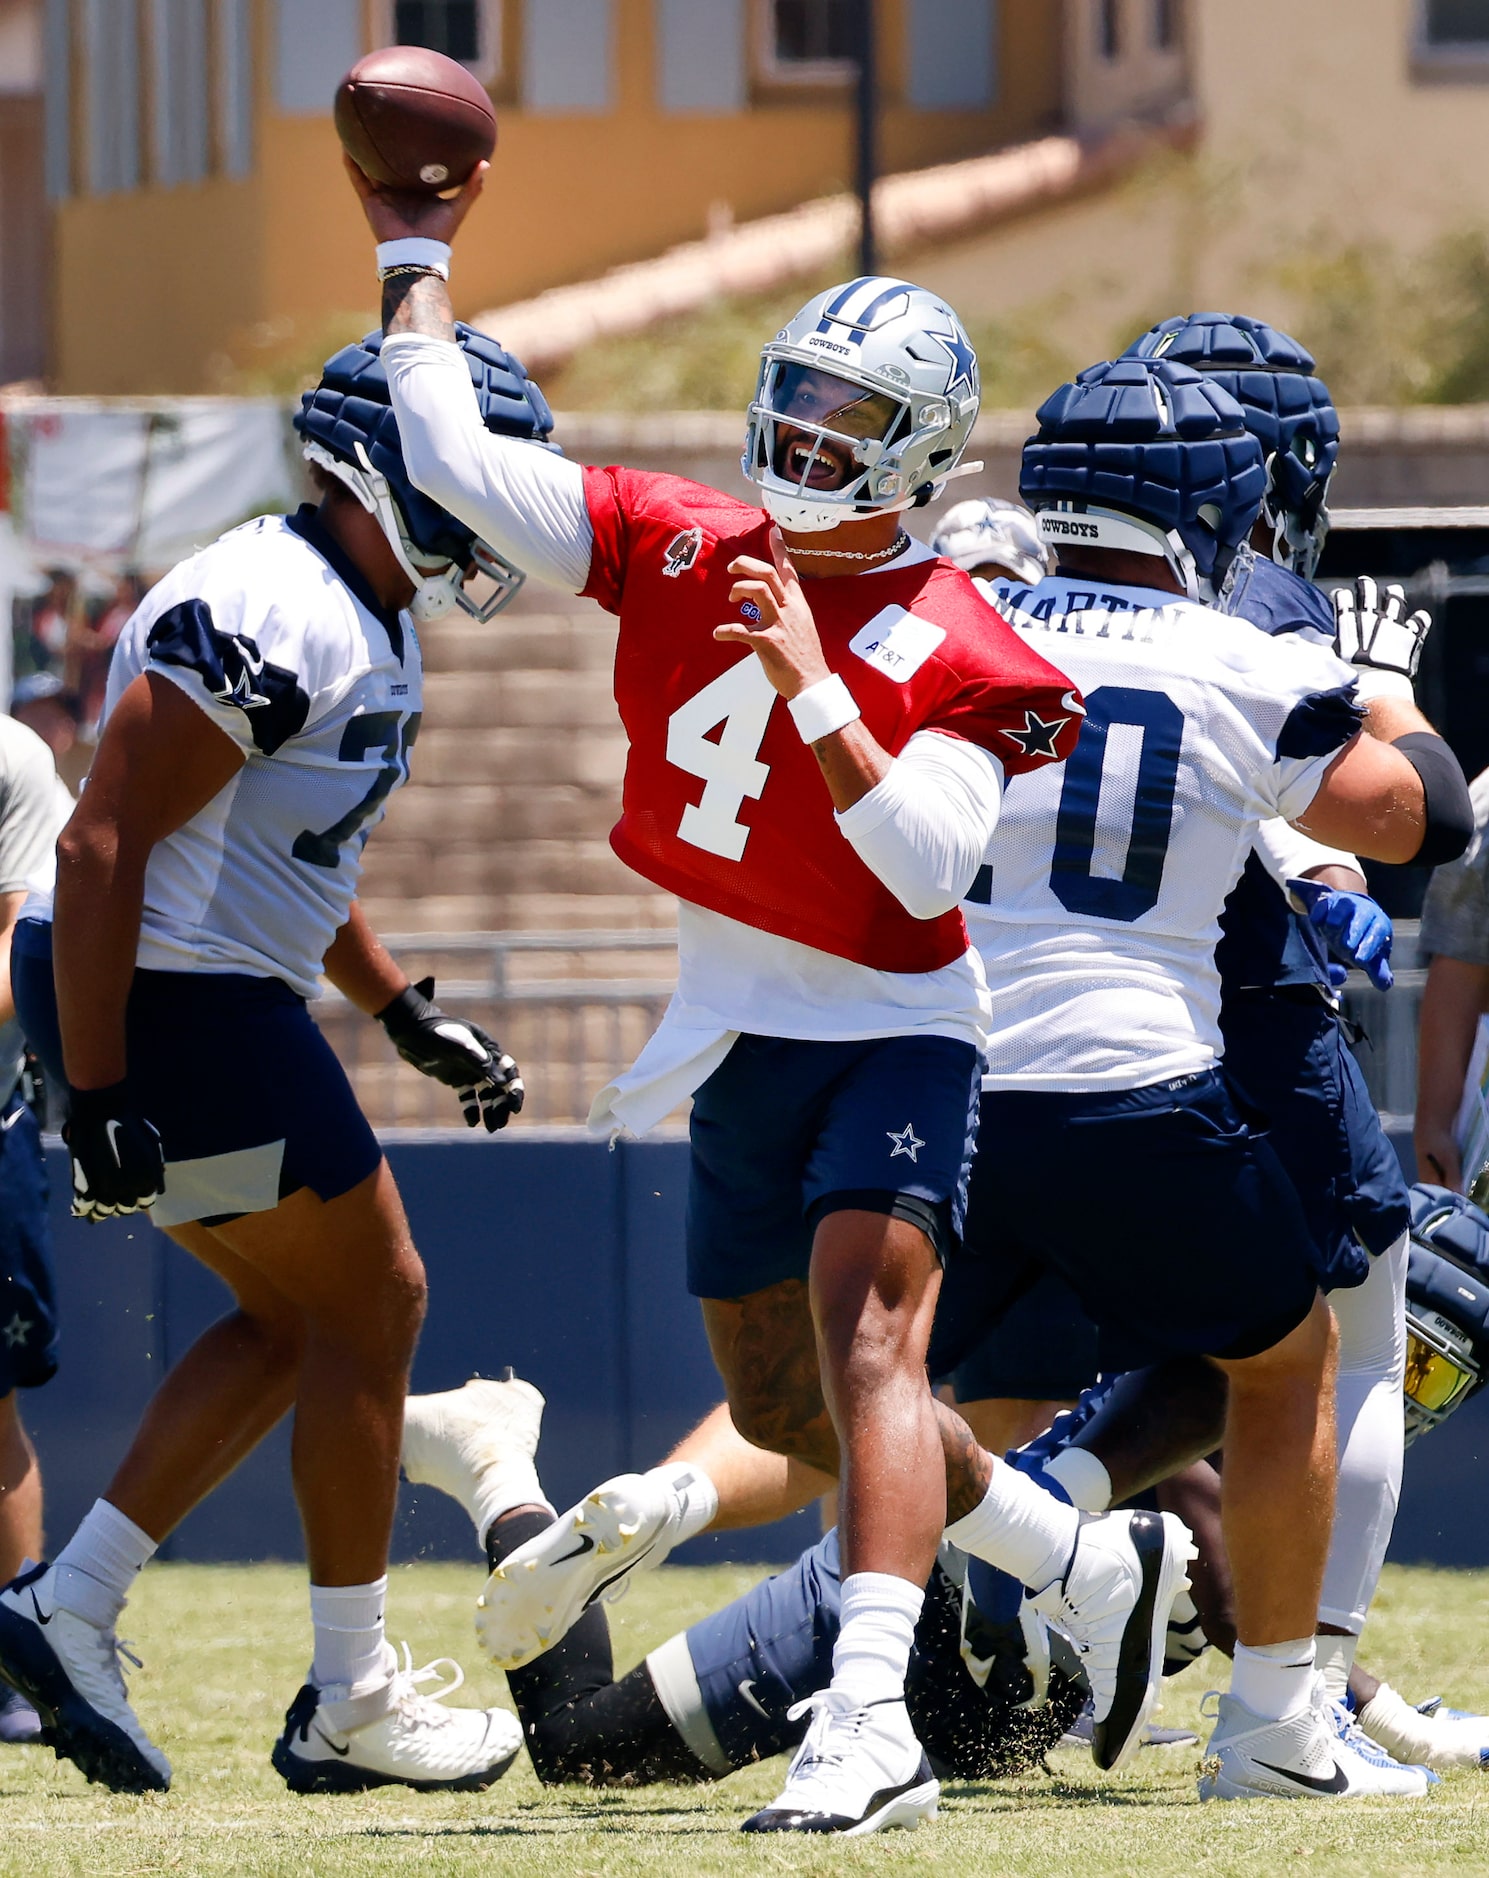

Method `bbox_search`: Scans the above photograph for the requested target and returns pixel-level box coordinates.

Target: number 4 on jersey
[666,657,778,861]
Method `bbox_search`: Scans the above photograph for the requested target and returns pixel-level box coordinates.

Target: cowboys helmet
[1019,357,1267,602]
[295,324,557,622]
[931,497,1048,586]
[1403,1184,1489,1446]
[743,276,981,534]
[1123,313,1340,581]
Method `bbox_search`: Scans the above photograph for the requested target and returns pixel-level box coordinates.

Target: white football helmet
[743,277,982,533]
[931,497,1048,586]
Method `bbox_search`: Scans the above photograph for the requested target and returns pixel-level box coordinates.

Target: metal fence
[323,923,1427,1135]
[318,930,679,1131]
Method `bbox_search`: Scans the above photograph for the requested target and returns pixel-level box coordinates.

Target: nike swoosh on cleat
[28,1591,51,1626]
[553,1533,596,1565]
[1254,1756,1350,1795]
[312,1726,351,1757]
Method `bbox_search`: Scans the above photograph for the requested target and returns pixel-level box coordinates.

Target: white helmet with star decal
[743,276,982,534]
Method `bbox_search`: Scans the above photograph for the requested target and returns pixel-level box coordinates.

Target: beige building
[4,0,1091,393]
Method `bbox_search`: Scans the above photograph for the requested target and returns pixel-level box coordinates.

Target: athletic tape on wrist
[375,237,451,281]
[788,674,860,744]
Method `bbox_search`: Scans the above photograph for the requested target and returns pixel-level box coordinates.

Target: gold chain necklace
[788,529,912,566]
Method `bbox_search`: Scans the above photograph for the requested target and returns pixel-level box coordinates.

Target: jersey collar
[285,504,406,662]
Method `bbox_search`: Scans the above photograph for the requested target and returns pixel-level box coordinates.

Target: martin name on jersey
[968,574,1364,1089]
[100,509,422,998]
[582,466,1083,974]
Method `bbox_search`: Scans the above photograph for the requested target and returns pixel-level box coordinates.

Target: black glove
[377,977,525,1132]
[64,1082,165,1221]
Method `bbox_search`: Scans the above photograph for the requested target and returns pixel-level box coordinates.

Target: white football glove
[1332,576,1431,699]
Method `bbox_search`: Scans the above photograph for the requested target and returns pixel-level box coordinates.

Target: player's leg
[0,1395,41,1584]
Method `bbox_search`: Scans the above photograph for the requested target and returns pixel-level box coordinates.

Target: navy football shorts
[1221,988,1410,1284]
[12,919,380,1231]
[0,1090,58,1394]
[684,1031,982,1300]
[928,1068,1323,1375]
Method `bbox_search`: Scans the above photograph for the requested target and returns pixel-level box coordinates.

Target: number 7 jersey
[99,508,422,999]
[966,574,1364,1090]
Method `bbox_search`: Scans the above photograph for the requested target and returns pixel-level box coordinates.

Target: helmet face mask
[1402,1183,1489,1446]
[294,322,557,621]
[743,277,981,533]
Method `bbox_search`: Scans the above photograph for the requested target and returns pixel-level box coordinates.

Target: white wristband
[376,237,452,280]
[788,674,861,744]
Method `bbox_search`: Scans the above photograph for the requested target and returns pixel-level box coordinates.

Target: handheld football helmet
[743,276,982,533]
[1403,1184,1489,1446]
[294,323,558,622]
[931,497,1048,586]
[1123,313,1340,581]
[1019,357,1267,602]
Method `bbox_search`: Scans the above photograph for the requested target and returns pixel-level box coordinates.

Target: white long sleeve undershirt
[836,731,1003,917]
[1254,817,1364,900]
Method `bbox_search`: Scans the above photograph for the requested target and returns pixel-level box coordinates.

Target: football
[335,46,496,193]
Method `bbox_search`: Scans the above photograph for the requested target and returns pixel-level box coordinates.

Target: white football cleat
[401,1375,548,1534]
[1358,1685,1489,1772]
[0,1562,170,1792]
[1199,1679,1430,1801]
[272,1644,523,1794]
[740,1691,939,1836]
[1030,1508,1195,1773]
[477,1470,680,1670]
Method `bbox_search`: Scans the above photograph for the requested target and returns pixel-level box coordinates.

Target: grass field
[0,1560,1484,1878]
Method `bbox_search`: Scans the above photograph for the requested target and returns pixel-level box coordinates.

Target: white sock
[52,1499,157,1630]
[1358,1682,1442,1766]
[311,1578,390,1693]
[1314,1632,1359,1705]
[943,1460,1080,1593]
[1231,1637,1316,1722]
[831,1572,923,1706]
[1043,1448,1113,1513]
[652,1461,720,1548]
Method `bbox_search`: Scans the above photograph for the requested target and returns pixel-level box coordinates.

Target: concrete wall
[21,1135,1489,1571]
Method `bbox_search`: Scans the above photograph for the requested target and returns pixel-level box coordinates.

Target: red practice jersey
[582,467,1082,973]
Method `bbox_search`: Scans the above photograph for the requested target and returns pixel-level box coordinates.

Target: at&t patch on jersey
[849,606,946,682]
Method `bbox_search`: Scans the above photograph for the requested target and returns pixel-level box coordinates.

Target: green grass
[0,1561,1484,1876]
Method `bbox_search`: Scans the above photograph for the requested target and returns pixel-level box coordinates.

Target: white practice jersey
[99,509,422,999]
[967,574,1364,1091]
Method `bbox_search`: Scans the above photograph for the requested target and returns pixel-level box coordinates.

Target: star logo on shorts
[1,1313,32,1349]
[887,1123,924,1163]
[1002,709,1069,759]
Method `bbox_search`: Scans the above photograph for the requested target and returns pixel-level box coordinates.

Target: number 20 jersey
[581,467,1082,974]
[965,575,1364,1091]
[101,508,422,999]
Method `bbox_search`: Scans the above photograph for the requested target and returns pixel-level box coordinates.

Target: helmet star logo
[1003,709,1069,759]
[927,325,977,400]
[887,1122,924,1163]
[2,1313,32,1349]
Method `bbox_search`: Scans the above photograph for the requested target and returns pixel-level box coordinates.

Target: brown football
[335,46,496,193]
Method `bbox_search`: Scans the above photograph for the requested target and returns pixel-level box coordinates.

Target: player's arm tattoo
[701,1283,840,1471]
[936,1397,993,1523]
[381,270,458,343]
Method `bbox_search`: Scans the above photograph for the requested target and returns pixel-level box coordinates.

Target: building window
[152,0,211,188]
[1153,0,1178,48]
[524,0,612,113]
[396,0,481,65]
[757,0,856,83]
[1099,0,1121,59]
[216,0,254,179]
[85,0,141,193]
[1423,0,1489,42]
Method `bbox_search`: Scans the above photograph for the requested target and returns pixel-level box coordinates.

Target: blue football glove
[1289,879,1395,991]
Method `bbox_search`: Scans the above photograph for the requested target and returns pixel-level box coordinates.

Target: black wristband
[67,1080,131,1121]
[1395,732,1474,867]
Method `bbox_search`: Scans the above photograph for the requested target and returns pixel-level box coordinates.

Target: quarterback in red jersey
[348,161,1194,1836]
